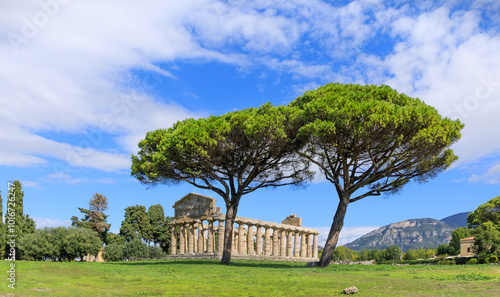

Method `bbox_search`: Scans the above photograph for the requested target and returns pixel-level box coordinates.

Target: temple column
[184,224,188,252]
[243,230,247,253]
[218,220,224,254]
[238,223,246,255]
[207,219,215,253]
[179,224,186,254]
[247,224,254,255]
[307,233,313,258]
[195,221,200,253]
[202,226,206,252]
[193,220,201,253]
[193,223,198,252]
[300,232,306,257]
[264,226,271,256]
[171,225,177,255]
[232,229,237,254]
[255,225,263,255]
[287,231,293,257]
[313,233,318,258]
[294,231,300,257]
[188,223,195,253]
[272,229,280,256]
[231,229,239,254]
[198,220,205,253]
[280,229,287,257]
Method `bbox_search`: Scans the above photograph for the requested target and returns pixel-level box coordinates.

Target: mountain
[344,218,454,252]
[440,212,471,229]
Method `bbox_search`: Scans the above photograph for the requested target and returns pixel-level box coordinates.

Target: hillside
[440,212,470,229]
[344,218,454,252]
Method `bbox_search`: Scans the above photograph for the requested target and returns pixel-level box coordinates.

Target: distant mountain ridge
[344,212,471,252]
[440,212,470,229]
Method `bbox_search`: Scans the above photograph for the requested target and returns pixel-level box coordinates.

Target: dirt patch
[29,288,52,292]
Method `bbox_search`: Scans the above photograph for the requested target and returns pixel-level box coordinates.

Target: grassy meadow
[1,260,499,296]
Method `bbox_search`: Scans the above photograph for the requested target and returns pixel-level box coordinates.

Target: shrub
[148,246,165,259]
[19,229,58,261]
[50,227,71,261]
[64,228,103,260]
[106,233,126,245]
[103,244,124,262]
[454,272,493,281]
[378,259,439,265]
[19,227,101,261]
[436,244,450,256]
[438,260,454,265]
[478,257,489,264]
[454,257,468,265]
[123,239,148,260]
[489,255,498,263]
[468,258,477,264]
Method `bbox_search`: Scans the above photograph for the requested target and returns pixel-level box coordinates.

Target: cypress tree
[0,190,5,258]
[12,181,24,238]
[4,181,24,259]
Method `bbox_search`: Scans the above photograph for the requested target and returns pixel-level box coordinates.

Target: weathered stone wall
[282,214,301,226]
[173,193,221,219]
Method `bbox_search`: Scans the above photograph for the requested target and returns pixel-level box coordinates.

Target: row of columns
[171,219,318,259]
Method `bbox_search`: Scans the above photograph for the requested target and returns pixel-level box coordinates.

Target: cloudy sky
[1,0,499,246]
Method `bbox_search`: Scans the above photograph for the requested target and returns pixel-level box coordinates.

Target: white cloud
[0,1,212,171]
[468,163,500,184]
[358,6,500,165]
[0,126,131,172]
[41,173,117,185]
[291,82,321,97]
[314,225,379,247]
[295,0,400,59]
[33,217,71,228]
[19,180,41,189]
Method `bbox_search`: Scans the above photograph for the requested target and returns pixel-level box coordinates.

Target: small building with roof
[460,237,475,257]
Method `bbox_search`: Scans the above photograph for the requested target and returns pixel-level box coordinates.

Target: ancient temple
[169,193,320,262]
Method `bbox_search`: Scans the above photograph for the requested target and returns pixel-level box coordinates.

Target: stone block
[343,286,358,295]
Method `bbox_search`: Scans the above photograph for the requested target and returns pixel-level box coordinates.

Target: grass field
[1,260,499,296]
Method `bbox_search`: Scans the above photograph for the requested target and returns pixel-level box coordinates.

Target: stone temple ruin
[169,193,319,262]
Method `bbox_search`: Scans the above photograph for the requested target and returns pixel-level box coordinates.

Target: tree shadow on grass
[104,260,309,269]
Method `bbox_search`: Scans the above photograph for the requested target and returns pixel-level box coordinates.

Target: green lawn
[1,260,499,296]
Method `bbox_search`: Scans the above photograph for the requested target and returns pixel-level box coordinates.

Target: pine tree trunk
[221,203,237,264]
[318,197,350,267]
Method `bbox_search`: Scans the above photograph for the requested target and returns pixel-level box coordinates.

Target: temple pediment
[173,192,221,219]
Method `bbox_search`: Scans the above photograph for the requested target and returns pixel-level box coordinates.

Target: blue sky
[1,0,499,246]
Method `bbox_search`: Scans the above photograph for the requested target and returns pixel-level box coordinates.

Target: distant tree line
[19,227,102,261]
[11,188,174,262]
[103,239,166,262]
[323,245,435,263]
